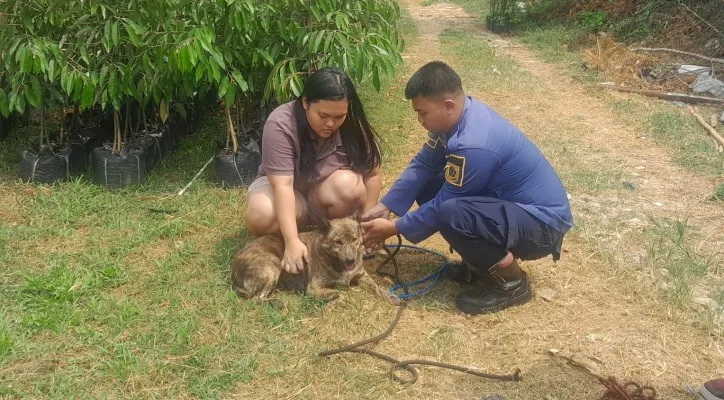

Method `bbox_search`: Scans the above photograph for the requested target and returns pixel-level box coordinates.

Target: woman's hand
[282,237,309,274]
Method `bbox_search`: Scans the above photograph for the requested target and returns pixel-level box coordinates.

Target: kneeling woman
[245,68,382,275]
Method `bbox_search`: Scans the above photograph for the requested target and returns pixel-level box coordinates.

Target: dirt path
[369,1,724,399]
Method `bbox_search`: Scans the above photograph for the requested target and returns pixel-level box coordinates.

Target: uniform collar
[450,96,472,137]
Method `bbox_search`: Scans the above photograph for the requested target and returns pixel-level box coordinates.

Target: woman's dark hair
[294,67,381,183]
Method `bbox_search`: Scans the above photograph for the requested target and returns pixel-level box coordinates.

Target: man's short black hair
[404,61,463,100]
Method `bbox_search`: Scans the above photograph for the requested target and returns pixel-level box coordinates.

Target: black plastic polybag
[214,139,261,188]
[19,146,71,183]
[128,135,163,171]
[90,145,146,188]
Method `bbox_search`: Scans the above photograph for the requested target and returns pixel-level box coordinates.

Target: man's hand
[361,218,398,248]
[361,203,391,222]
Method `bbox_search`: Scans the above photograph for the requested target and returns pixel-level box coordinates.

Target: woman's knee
[245,195,277,236]
[329,170,366,203]
[313,170,365,208]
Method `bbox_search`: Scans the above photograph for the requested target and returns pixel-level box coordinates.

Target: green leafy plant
[578,10,609,30]
[1,0,403,158]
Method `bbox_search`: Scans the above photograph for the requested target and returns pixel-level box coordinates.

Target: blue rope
[383,243,451,300]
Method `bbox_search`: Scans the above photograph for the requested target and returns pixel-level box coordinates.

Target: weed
[648,110,723,177]
[645,218,715,307]
[577,10,609,30]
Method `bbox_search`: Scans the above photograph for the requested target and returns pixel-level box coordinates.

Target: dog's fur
[231,215,385,301]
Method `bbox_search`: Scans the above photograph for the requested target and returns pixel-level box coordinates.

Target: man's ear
[444,98,456,113]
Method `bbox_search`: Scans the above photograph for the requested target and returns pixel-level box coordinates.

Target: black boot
[455,253,533,315]
[444,261,491,284]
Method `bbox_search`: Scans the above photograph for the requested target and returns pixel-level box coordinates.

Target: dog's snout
[344,258,355,265]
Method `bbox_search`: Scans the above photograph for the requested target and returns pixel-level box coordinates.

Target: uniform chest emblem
[445,154,465,187]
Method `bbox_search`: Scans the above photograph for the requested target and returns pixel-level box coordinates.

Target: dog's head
[319,213,364,272]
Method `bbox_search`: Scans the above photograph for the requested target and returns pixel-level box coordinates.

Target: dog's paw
[324,292,345,309]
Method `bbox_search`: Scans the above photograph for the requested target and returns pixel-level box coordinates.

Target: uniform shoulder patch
[445,154,465,187]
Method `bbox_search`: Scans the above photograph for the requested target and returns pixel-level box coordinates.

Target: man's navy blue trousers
[416,173,565,270]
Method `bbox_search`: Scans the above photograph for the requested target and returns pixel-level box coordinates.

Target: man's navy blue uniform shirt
[381,96,574,244]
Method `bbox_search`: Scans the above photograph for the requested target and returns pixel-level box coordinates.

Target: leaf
[231,70,248,92]
[372,67,381,92]
[125,22,140,46]
[370,44,389,56]
[26,75,42,108]
[289,73,301,97]
[257,49,274,66]
[99,65,109,87]
[313,30,325,53]
[104,20,111,51]
[159,100,169,123]
[211,61,221,83]
[81,82,94,108]
[218,75,229,98]
[173,103,187,120]
[47,60,56,82]
[225,83,236,109]
[0,89,9,117]
[195,64,206,83]
[112,22,119,47]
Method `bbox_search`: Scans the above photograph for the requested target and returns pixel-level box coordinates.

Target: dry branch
[631,48,724,65]
[678,2,724,40]
[594,83,724,105]
[688,107,724,151]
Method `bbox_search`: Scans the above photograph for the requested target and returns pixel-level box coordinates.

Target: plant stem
[142,106,148,131]
[40,99,46,148]
[113,110,121,154]
[135,103,142,133]
[124,99,130,142]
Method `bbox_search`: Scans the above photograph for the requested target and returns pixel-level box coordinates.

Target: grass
[713,183,724,201]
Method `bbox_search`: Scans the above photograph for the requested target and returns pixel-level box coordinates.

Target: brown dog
[231,216,386,301]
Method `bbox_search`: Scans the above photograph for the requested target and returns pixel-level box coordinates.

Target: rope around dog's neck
[317,234,522,385]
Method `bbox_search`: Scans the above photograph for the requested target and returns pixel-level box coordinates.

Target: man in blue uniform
[362,61,573,315]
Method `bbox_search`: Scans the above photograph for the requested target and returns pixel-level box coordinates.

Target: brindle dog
[231,215,387,301]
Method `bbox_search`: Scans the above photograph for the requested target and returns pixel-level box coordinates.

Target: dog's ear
[317,216,332,234]
[351,208,362,223]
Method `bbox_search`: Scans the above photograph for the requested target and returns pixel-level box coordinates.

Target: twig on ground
[593,83,724,105]
[688,107,724,151]
[631,48,724,65]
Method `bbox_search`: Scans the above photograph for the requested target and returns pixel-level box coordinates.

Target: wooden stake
[688,107,724,152]
[594,83,724,105]
[225,106,238,153]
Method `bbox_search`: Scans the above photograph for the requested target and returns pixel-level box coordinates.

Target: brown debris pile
[582,33,711,93]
